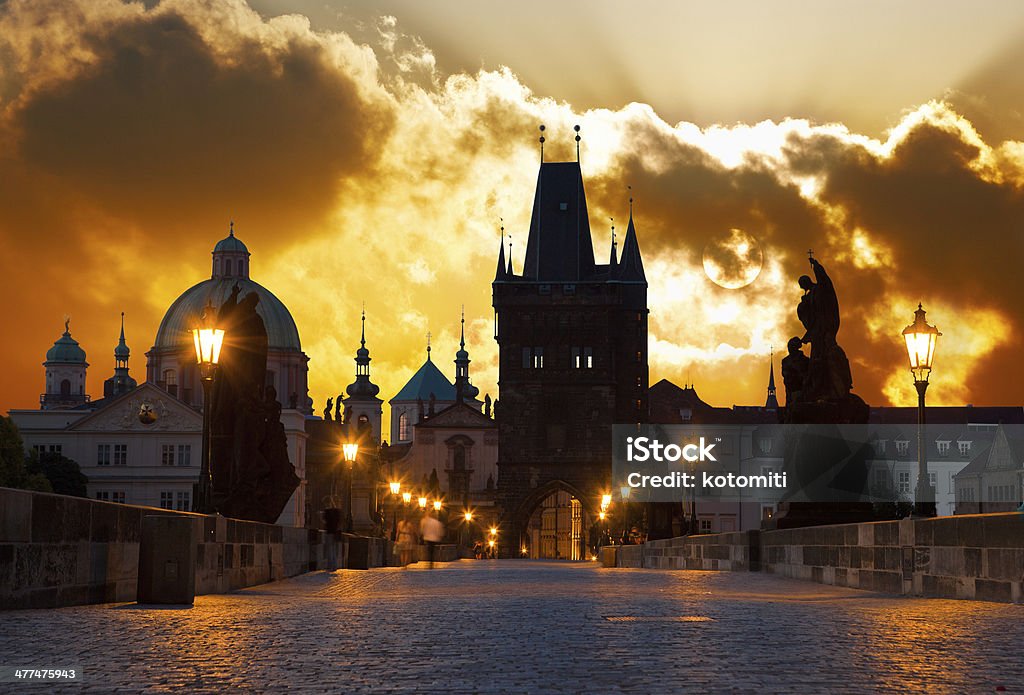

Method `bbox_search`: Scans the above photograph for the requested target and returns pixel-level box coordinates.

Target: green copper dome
[45,324,87,364]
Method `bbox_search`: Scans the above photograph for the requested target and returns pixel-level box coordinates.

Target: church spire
[454,307,479,404]
[346,307,380,399]
[495,223,508,281]
[608,218,618,272]
[765,347,779,410]
[618,191,646,282]
[104,312,137,399]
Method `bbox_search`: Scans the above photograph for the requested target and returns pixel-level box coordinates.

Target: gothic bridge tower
[493,142,648,559]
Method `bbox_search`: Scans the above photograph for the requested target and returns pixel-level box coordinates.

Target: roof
[521,161,596,281]
[390,357,456,403]
[45,327,87,364]
[413,402,495,430]
[152,277,301,352]
[213,229,250,254]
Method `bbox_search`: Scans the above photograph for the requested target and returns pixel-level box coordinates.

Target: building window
[759,439,773,455]
[761,505,775,521]
[897,471,910,494]
[161,444,175,466]
[177,445,192,466]
[113,444,127,466]
[895,440,909,456]
[563,284,576,296]
[95,491,110,502]
[523,347,544,369]
[928,472,937,489]
[159,492,174,510]
[175,491,190,511]
[873,439,887,456]
[398,413,409,441]
[163,369,178,397]
[937,441,950,455]
[571,347,593,369]
[698,518,713,533]
[957,441,971,456]
[97,444,111,466]
[635,351,642,363]
[873,468,889,490]
[111,491,126,504]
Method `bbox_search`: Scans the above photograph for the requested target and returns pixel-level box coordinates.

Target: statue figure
[780,337,809,405]
[323,397,333,422]
[208,288,299,523]
[796,256,853,403]
[334,396,342,423]
[484,394,492,418]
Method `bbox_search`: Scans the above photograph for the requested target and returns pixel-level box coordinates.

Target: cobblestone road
[2,560,1022,694]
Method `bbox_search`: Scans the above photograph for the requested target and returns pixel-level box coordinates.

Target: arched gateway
[515,481,598,560]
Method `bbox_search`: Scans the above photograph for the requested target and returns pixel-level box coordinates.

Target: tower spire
[765,346,779,410]
[574,124,581,163]
[454,306,478,405]
[346,305,380,400]
[539,125,546,163]
[609,217,618,270]
[619,187,646,282]
[495,221,508,281]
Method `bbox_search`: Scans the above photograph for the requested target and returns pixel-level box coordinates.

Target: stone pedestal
[137,515,196,605]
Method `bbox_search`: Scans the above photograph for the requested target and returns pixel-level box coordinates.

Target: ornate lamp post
[388,481,401,541]
[191,306,224,514]
[342,440,359,532]
[903,304,941,518]
[461,510,474,548]
[619,485,632,541]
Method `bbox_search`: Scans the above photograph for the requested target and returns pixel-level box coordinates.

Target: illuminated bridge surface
[3,561,1022,693]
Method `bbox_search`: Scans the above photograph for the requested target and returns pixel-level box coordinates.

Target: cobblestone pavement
[2,560,1023,694]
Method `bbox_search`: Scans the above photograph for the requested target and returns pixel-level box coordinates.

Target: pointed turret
[494,234,508,281]
[765,348,779,410]
[522,161,596,281]
[104,313,137,399]
[454,308,480,404]
[346,309,380,399]
[608,220,618,277]
[618,211,646,282]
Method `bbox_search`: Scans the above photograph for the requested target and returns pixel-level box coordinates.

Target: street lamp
[191,304,224,514]
[342,440,359,532]
[433,499,443,512]
[388,481,401,541]
[903,303,941,518]
[418,496,428,510]
[402,491,412,505]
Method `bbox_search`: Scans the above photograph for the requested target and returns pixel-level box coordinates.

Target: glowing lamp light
[433,499,443,512]
[902,304,941,383]
[342,442,359,464]
[600,494,612,510]
[464,511,473,522]
[488,540,495,548]
[418,496,428,509]
[620,485,632,500]
[488,526,498,537]
[599,511,607,521]
[402,492,412,505]
[389,481,401,496]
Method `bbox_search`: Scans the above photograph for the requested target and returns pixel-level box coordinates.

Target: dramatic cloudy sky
[1,0,1023,417]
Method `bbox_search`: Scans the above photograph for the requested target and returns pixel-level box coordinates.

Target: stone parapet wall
[0,487,398,610]
[609,512,1024,603]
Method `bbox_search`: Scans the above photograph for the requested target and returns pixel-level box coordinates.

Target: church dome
[213,229,250,254]
[153,278,301,351]
[46,325,87,364]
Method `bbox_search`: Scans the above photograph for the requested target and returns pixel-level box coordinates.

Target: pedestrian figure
[396,518,417,567]
[419,512,445,568]
[322,507,342,571]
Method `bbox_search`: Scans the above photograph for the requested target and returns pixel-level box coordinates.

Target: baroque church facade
[10,227,311,526]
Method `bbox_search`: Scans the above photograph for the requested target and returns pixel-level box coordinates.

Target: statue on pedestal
[209,286,300,523]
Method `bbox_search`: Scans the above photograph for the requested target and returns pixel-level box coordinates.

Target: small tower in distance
[343,309,383,443]
[42,318,89,409]
[765,347,779,411]
[103,312,138,399]
[454,308,480,406]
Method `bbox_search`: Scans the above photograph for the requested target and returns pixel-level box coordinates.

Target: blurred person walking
[419,512,445,569]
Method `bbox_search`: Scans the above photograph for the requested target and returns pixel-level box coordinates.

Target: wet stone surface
[2,560,1022,693]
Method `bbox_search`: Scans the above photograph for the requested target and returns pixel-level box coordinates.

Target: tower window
[399,413,409,441]
[523,347,544,368]
[572,347,593,369]
[226,259,233,276]
[163,370,177,397]
[635,351,643,363]
[60,379,71,396]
